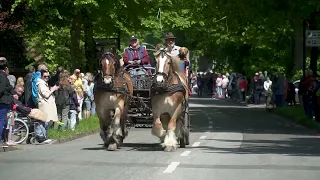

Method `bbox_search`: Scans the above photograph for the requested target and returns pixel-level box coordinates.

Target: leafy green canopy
[10,0,320,76]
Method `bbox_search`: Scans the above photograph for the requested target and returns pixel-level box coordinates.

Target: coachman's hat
[164,32,177,39]
[130,36,138,41]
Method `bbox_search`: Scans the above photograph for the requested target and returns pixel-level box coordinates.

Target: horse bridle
[100,52,117,80]
[154,49,174,82]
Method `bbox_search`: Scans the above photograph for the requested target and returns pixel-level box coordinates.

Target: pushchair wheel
[30,137,38,144]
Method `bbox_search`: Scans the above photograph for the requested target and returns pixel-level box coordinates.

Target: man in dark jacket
[0,57,13,142]
[48,66,64,87]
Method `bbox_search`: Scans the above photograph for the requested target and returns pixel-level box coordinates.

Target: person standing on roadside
[24,66,35,108]
[0,57,13,144]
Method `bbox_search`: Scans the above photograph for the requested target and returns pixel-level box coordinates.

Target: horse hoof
[164,146,177,152]
[107,143,118,151]
[160,137,165,143]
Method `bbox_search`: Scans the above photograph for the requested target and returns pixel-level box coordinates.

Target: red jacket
[123,46,150,65]
[238,79,247,90]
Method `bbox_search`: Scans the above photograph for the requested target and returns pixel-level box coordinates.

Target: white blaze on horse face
[156,55,166,83]
[105,59,109,65]
[104,76,112,84]
[158,55,166,73]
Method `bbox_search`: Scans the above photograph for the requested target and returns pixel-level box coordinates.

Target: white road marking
[208,125,213,128]
[209,121,213,124]
[192,142,201,147]
[205,131,211,134]
[199,136,206,140]
[163,162,180,173]
[207,116,212,120]
[180,151,191,156]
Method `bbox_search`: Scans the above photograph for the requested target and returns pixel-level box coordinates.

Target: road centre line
[207,116,212,120]
[180,151,191,156]
[163,162,180,173]
[209,121,213,124]
[208,125,213,128]
[192,142,201,147]
[199,136,206,140]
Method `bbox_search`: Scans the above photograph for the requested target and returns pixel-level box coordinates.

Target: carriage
[94,44,191,151]
[125,65,156,128]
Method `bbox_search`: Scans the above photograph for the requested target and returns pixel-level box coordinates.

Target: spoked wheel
[179,103,190,148]
[11,118,29,144]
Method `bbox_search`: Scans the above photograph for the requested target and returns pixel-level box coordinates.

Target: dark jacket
[54,84,74,106]
[12,96,32,116]
[0,71,13,105]
[70,93,80,111]
[23,72,35,107]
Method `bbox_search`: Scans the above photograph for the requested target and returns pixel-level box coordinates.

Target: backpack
[31,72,41,105]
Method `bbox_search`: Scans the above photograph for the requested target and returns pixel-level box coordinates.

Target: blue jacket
[31,71,41,104]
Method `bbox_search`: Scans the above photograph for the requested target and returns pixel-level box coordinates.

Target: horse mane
[170,56,180,73]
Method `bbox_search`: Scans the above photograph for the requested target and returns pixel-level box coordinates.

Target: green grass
[47,116,100,140]
[273,105,320,131]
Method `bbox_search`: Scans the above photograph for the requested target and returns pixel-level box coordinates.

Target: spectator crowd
[191,69,320,122]
[0,57,96,146]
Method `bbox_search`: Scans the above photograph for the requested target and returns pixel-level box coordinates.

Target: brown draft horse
[94,49,133,151]
[151,44,189,152]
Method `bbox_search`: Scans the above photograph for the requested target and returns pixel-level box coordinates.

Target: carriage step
[134,124,153,128]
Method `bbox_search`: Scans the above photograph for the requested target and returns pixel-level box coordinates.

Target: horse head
[152,44,178,89]
[99,48,121,87]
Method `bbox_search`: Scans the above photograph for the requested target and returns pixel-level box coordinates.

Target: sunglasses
[43,75,50,78]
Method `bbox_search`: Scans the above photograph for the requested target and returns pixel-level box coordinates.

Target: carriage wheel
[179,102,190,148]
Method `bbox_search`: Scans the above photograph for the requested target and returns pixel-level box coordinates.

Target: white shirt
[264,80,272,91]
[165,45,181,56]
[222,78,229,88]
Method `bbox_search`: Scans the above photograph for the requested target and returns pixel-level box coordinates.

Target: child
[69,76,80,131]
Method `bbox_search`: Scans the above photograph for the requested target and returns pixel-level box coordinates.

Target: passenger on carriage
[164,32,192,96]
[164,32,191,75]
[122,36,152,75]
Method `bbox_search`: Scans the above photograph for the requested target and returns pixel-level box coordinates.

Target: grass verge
[273,106,320,131]
[48,116,100,140]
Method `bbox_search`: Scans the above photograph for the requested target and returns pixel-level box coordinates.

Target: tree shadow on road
[198,137,320,156]
[82,143,163,151]
[189,98,320,156]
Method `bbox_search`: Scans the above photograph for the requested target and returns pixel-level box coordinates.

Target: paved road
[1,98,320,180]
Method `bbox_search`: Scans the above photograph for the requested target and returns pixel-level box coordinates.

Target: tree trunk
[309,12,319,76]
[293,23,303,70]
[70,10,82,71]
[83,9,96,73]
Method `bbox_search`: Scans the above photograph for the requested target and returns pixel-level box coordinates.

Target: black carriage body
[127,69,154,127]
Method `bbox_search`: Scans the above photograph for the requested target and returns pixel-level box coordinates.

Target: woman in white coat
[37,70,59,129]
